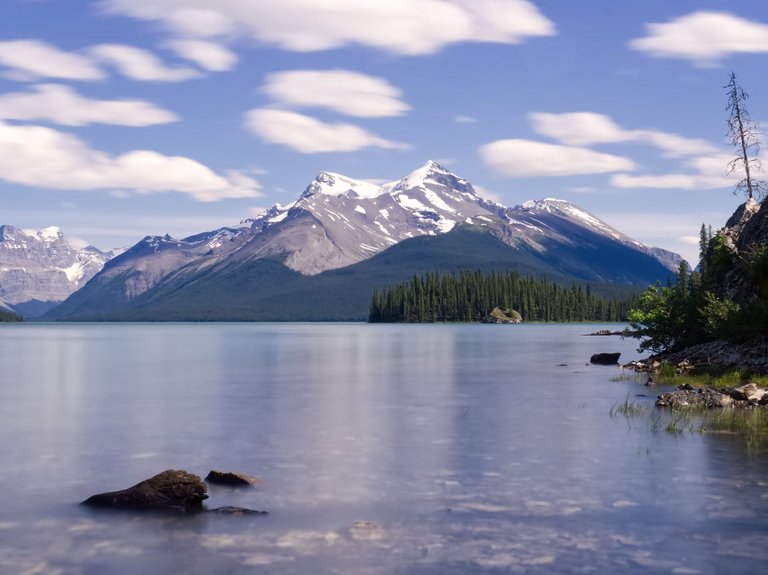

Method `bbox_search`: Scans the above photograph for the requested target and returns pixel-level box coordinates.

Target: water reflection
[0,323,767,574]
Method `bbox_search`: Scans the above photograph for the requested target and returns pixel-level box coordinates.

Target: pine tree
[725,72,766,200]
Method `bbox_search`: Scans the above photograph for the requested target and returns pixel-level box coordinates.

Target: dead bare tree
[725,72,766,201]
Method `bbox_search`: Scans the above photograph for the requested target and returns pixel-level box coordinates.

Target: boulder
[590,352,621,365]
[82,469,208,512]
[205,470,261,487]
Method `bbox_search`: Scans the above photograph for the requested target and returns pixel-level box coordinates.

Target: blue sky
[2,0,768,265]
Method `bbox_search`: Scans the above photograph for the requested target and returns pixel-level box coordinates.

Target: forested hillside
[369,270,637,323]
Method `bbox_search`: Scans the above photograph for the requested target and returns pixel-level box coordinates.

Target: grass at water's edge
[651,364,768,388]
[609,369,768,454]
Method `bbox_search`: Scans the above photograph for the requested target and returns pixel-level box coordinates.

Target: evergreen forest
[0,308,22,322]
[368,270,637,323]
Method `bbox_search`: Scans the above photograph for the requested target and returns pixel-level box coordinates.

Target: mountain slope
[48,224,669,322]
[0,225,116,317]
[45,161,681,321]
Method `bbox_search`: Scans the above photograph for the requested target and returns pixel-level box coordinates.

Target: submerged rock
[586,329,624,336]
[349,521,385,541]
[208,506,268,516]
[82,469,208,512]
[590,352,621,365]
[205,470,261,487]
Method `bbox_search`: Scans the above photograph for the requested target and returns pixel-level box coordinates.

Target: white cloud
[0,120,260,201]
[479,139,635,177]
[0,39,205,83]
[100,0,555,55]
[0,39,104,81]
[530,112,629,146]
[611,152,738,190]
[0,84,179,127]
[529,112,717,157]
[262,69,409,118]
[166,39,237,71]
[453,115,477,124]
[163,8,236,37]
[629,11,768,66]
[244,108,409,153]
[90,44,200,82]
[610,173,701,190]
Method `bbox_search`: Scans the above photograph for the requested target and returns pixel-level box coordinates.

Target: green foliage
[748,245,768,298]
[369,270,636,323]
[627,265,701,354]
[699,291,741,338]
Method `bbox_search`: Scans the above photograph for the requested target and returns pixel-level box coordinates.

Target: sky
[2,0,768,266]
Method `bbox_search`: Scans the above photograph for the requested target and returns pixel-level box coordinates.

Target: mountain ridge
[0,225,120,317]
[43,161,682,321]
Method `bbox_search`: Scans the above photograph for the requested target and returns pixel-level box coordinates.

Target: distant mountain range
[36,161,681,322]
[0,226,121,317]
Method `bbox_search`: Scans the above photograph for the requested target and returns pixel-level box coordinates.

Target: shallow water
[0,323,766,574]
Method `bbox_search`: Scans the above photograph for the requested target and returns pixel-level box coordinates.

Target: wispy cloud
[0,84,179,126]
[0,39,104,81]
[100,0,555,55]
[165,39,237,72]
[0,121,261,201]
[629,11,768,67]
[529,112,717,157]
[479,139,635,177]
[89,44,200,82]
[244,109,408,154]
[261,69,410,118]
[0,39,202,82]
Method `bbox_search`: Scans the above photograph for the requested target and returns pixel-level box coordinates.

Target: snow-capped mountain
[45,161,682,321]
[0,225,118,317]
[232,161,497,274]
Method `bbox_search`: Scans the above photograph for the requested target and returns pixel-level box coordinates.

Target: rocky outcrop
[590,352,621,365]
[649,339,768,374]
[656,383,768,408]
[482,307,522,324]
[82,469,208,512]
[205,470,261,487]
[706,198,766,302]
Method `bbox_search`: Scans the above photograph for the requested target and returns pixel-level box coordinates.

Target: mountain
[0,225,119,317]
[45,161,682,321]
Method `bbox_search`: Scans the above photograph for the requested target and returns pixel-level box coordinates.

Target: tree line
[369,270,636,323]
[0,308,22,322]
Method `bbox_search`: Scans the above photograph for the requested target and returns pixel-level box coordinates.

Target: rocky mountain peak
[302,170,383,200]
[392,160,476,196]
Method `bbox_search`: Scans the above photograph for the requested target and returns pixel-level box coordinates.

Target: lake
[1,323,767,574]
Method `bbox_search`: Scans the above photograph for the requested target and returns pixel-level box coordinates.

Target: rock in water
[208,506,268,516]
[590,352,621,365]
[205,470,261,487]
[82,469,208,512]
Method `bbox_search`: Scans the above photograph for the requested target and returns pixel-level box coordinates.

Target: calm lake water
[1,323,767,574]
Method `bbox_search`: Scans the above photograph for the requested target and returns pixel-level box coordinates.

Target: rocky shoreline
[656,382,768,409]
[624,337,768,375]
